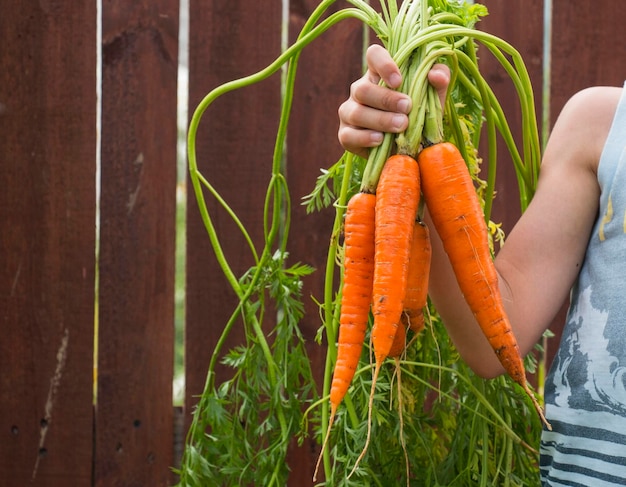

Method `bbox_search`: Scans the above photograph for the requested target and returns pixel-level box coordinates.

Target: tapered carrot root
[330,192,377,407]
[313,191,376,482]
[371,154,421,362]
[388,319,408,358]
[386,222,429,486]
[401,220,431,335]
[418,141,550,429]
[387,220,429,485]
[350,328,411,480]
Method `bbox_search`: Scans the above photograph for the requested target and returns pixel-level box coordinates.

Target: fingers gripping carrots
[418,141,550,429]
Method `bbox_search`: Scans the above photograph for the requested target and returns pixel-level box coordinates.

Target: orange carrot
[418,141,549,428]
[350,154,421,477]
[330,191,376,407]
[401,220,431,335]
[371,154,421,363]
[388,318,408,358]
[313,190,376,481]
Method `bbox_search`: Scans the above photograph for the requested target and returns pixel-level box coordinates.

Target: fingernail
[397,98,411,114]
[389,73,402,88]
[391,114,406,131]
[371,132,383,144]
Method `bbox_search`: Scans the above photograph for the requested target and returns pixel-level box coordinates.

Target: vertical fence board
[97,1,179,485]
[0,3,96,486]
[184,0,282,426]
[285,1,366,482]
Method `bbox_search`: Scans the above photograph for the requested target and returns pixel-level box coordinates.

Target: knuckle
[337,100,348,119]
[338,100,359,127]
[349,78,367,101]
[337,125,349,145]
[381,90,399,112]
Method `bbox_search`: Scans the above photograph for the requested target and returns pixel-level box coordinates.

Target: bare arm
[433,87,614,377]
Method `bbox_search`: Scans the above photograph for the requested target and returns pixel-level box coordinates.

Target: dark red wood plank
[550,2,626,118]
[96,1,179,485]
[184,0,282,421]
[0,3,97,486]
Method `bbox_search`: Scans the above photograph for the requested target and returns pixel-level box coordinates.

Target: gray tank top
[541,84,626,486]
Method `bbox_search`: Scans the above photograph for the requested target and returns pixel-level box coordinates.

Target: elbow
[472,366,505,380]
[463,355,506,380]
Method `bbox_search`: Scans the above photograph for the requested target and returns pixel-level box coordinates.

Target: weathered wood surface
[551,1,626,117]
[3,1,626,485]
[0,2,97,485]
[96,0,179,485]
[184,0,283,425]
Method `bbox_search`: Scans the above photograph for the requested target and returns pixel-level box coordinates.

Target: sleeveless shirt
[541,84,626,486]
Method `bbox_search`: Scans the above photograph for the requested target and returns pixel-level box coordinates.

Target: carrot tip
[524,384,551,430]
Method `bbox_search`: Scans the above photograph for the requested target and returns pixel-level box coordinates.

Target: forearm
[426,188,585,379]
[424,211,507,378]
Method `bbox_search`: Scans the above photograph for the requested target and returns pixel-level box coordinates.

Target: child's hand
[338,44,450,157]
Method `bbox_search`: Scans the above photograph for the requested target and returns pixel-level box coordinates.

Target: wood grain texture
[0,2,97,485]
[551,1,626,118]
[96,0,179,485]
[7,0,618,482]
[184,0,282,424]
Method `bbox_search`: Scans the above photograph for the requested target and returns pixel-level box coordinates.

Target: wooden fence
[1,1,625,485]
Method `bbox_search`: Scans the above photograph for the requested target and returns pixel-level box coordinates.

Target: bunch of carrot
[183,0,546,483]
[317,136,549,480]
[315,0,549,474]
[314,153,428,480]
